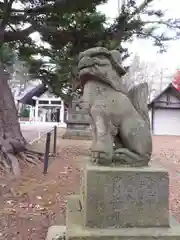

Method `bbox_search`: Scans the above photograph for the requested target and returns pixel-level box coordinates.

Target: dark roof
[148,83,180,108]
[18,83,48,106]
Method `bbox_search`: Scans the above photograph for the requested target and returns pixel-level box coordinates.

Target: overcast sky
[97,0,180,76]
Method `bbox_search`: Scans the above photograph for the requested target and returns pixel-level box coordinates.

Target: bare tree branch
[122,55,168,102]
[131,0,154,17]
[3,25,34,42]
[135,30,167,51]
[143,20,180,30]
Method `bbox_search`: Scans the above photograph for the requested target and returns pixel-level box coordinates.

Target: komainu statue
[75,47,152,166]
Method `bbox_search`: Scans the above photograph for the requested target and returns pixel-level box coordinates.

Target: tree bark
[0,64,26,175]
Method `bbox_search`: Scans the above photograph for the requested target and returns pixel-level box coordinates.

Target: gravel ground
[0,136,90,240]
[20,124,55,143]
[152,136,180,221]
[0,134,180,239]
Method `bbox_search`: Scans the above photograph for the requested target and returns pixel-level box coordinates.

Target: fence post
[43,132,51,174]
[53,125,57,156]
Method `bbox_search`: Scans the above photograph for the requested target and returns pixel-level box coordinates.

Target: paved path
[20,123,54,143]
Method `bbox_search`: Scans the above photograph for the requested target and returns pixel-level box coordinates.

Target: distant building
[148,83,180,136]
[16,83,67,127]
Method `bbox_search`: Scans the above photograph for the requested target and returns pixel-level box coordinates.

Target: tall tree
[0,43,26,175]
[0,0,109,175]
[27,9,114,102]
[26,0,180,97]
[0,0,179,175]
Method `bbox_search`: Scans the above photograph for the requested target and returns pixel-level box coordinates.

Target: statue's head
[76,47,127,92]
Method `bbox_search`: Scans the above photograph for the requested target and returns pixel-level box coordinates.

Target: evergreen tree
[0,0,179,174]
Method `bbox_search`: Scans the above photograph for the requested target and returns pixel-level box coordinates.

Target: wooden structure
[148,83,180,135]
[17,83,66,126]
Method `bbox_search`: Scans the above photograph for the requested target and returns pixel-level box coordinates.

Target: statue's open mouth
[78,66,89,71]
[78,64,97,80]
[78,63,95,72]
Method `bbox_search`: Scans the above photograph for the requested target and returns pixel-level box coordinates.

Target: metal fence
[43,126,57,174]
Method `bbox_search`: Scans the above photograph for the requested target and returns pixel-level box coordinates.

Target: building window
[39,100,49,104]
[51,101,61,105]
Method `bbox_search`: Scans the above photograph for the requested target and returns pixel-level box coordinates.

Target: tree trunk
[0,64,26,175]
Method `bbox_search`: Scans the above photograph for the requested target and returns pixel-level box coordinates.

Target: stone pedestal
[63,100,92,140]
[65,159,180,240]
[81,162,169,228]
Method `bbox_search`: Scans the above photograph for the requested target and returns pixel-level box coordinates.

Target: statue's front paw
[113,148,132,164]
[91,150,112,165]
[112,152,126,164]
[112,148,145,166]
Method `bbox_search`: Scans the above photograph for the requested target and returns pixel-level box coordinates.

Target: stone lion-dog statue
[75,47,152,166]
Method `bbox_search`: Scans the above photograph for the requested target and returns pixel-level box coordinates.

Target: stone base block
[67,112,90,124]
[66,195,180,240]
[62,129,92,140]
[46,225,66,240]
[80,160,169,228]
